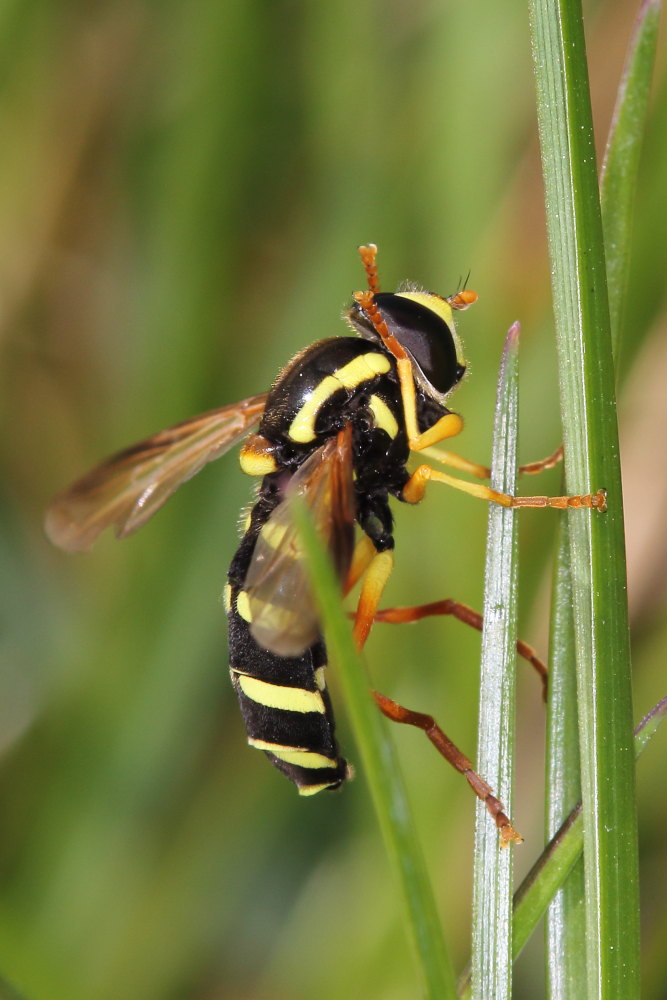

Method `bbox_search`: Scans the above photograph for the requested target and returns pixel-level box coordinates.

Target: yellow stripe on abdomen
[234,672,326,714]
[248,738,338,770]
[297,782,339,796]
[236,590,252,622]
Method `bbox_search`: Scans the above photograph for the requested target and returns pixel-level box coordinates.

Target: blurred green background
[1,1,666,997]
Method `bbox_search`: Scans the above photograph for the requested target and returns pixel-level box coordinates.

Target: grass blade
[528,4,640,995]
[601,0,662,358]
[516,693,667,960]
[471,323,520,1000]
[291,500,457,1000]
[544,520,587,997]
[544,3,660,994]
[460,693,667,998]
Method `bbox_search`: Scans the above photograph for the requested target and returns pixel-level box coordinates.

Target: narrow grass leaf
[601,0,662,359]
[0,976,31,1000]
[459,693,667,998]
[471,323,520,1000]
[528,1,640,996]
[515,692,667,960]
[544,3,660,993]
[291,499,457,1000]
[544,520,586,998]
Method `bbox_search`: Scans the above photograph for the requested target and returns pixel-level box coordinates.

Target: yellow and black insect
[45,245,604,840]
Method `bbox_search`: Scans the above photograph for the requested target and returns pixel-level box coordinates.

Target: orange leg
[372,600,547,699]
[344,535,376,595]
[349,551,523,844]
[423,443,565,481]
[519,443,564,476]
[352,550,394,650]
[402,463,606,511]
[372,691,522,846]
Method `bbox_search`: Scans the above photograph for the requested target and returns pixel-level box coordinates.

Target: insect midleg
[393,352,600,507]
[422,442,565,481]
[402,463,607,511]
[371,600,547,697]
[518,443,564,476]
[372,690,523,846]
[420,447,492,479]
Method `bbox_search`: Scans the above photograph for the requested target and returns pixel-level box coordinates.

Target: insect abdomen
[226,577,349,795]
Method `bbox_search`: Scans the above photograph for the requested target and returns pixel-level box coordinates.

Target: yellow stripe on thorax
[234,672,326,714]
[289,352,391,444]
[368,394,399,438]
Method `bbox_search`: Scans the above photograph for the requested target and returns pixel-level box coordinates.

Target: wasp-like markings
[45,245,605,840]
[225,293,467,794]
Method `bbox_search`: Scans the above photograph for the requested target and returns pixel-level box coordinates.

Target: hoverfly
[46,245,604,843]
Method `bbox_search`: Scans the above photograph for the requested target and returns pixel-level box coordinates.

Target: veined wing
[245,426,356,658]
[45,393,268,552]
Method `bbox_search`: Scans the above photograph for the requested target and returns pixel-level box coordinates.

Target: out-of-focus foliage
[0,2,664,998]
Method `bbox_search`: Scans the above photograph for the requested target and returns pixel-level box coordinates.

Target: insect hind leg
[372,599,548,698]
[352,549,394,650]
[373,690,523,845]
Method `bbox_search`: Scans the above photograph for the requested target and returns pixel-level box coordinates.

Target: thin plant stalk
[471,324,520,1000]
[292,499,457,1000]
[458,694,667,998]
[528,0,640,996]
[544,2,660,994]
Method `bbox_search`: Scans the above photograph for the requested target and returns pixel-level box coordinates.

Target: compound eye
[374,293,465,397]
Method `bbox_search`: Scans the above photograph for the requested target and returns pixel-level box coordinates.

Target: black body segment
[259,338,392,446]
[227,477,349,794]
[228,297,464,794]
[42,251,472,799]
[228,595,350,794]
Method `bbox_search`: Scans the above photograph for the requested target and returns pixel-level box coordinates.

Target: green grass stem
[470,323,520,1000]
[529,1,641,995]
[291,500,457,1000]
[459,693,667,998]
[601,0,662,359]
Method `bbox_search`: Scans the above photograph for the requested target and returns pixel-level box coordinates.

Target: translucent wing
[45,394,268,552]
[245,426,356,657]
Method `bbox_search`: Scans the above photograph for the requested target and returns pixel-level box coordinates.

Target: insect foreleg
[396,358,464,450]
